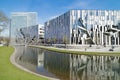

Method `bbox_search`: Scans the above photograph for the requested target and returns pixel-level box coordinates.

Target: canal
[15,46,120,80]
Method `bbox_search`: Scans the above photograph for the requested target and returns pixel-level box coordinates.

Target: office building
[16,24,44,44]
[45,10,120,45]
[10,12,38,42]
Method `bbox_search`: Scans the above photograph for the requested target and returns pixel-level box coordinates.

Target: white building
[17,24,44,44]
[45,10,120,45]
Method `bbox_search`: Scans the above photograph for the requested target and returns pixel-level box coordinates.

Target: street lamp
[9,19,11,45]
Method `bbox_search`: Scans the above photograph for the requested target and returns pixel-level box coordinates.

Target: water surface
[15,46,120,80]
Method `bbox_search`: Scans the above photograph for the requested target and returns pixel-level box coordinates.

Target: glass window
[96,11,98,16]
[90,11,94,16]
[107,16,109,20]
[101,11,105,16]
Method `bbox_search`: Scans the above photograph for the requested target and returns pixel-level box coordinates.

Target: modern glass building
[16,24,44,44]
[10,12,38,40]
[45,10,120,45]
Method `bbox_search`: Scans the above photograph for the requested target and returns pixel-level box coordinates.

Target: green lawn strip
[29,45,120,56]
[0,46,47,80]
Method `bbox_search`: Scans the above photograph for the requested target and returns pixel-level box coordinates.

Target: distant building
[17,24,44,44]
[10,12,38,43]
[39,25,44,40]
[45,10,120,45]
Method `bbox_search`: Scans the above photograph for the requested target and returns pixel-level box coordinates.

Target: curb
[10,46,59,80]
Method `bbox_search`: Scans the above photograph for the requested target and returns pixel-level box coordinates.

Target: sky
[0,0,120,36]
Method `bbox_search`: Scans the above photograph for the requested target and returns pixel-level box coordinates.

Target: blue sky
[0,0,120,36]
[1,0,120,24]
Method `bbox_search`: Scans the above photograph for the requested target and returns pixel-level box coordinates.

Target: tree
[62,35,68,47]
[47,38,52,45]
[0,11,9,45]
[0,36,10,46]
[0,11,9,34]
[52,37,57,44]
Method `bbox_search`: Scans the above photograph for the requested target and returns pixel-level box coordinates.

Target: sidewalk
[29,45,120,54]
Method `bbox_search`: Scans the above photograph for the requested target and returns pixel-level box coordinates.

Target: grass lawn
[0,46,48,80]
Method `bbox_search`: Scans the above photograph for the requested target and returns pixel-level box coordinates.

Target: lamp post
[9,19,11,45]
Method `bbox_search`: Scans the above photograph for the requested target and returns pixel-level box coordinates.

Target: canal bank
[10,46,59,80]
[9,45,120,80]
[28,45,120,56]
[0,46,48,80]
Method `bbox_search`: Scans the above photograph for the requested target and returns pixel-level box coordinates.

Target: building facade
[45,10,120,45]
[16,24,44,44]
[10,12,38,42]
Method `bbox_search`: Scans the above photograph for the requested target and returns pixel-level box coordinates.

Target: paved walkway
[67,46,120,52]
[15,44,120,52]
[31,45,120,53]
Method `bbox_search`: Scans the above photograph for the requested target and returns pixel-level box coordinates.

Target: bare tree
[0,11,9,34]
[0,11,9,45]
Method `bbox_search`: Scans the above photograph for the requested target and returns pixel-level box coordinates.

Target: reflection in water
[15,46,38,72]
[70,54,120,80]
[37,49,58,78]
[15,46,120,80]
[44,50,70,80]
